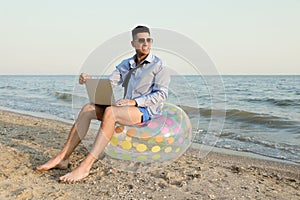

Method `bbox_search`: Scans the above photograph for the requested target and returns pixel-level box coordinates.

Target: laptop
[85,79,116,106]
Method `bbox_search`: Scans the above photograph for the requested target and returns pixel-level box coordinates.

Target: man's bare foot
[36,155,69,171]
[59,165,90,183]
[59,155,96,183]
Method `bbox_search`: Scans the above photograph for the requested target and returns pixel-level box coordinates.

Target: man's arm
[109,69,123,86]
[109,68,138,107]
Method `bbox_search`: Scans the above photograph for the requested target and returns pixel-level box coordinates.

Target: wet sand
[0,110,299,199]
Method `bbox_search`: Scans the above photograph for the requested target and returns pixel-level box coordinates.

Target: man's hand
[116,99,137,107]
[79,73,91,84]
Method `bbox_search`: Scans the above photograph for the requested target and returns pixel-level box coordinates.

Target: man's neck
[135,53,149,66]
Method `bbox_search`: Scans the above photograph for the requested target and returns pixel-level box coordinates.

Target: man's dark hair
[132,25,150,38]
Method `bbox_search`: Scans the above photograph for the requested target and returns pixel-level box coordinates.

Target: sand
[0,110,299,200]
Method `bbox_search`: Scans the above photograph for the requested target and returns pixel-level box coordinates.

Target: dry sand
[0,110,299,200]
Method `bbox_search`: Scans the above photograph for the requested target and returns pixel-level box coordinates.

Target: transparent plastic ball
[101,102,193,172]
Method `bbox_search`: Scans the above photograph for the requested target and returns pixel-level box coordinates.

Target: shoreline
[0,106,75,125]
[191,143,299,166]
[1,106,298,166]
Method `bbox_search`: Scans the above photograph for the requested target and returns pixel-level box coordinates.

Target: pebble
[180,181,187,188]
[166,172,176,180]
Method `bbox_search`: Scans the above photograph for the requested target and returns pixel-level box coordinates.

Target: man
[36,25,170,182]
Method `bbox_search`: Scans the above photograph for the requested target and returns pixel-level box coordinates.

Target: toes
[61,176,69,182]
[59,173,77,183]
[36,165,47,171]
[59,174,68,182]
[59,168,89,183]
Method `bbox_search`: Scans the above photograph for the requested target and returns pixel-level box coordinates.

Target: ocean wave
[246,98,300,107]
[178,105,298,128]
[235,135,296,151]
[193,131,300,164]
[225,109,298,127]
[234,135,300,162]
[54,91,73,101]
[0,85,18,90]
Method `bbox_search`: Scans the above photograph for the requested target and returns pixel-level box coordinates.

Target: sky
[1,0,299,75]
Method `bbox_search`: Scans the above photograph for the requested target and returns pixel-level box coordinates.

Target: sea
[0,75,299,164]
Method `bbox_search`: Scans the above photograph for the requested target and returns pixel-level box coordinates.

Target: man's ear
[131,41,135,48]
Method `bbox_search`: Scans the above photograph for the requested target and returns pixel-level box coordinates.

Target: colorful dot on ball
[122,154,132,160]
[121,140,132,150]
[115,126,124,134]
[151,145,161,153]
[147,121,158,129]
[164,147,172,153]
[152,154,161,160]
[160,126,169,134]
[174,126,180,134]
[155,135,164,143]
[136,144,147,152]
[165,118,173,125]
[126,128,137,137]
[110,136,118,146]
[137,156,147,161]
[178,137,184,144]
[167,137,175,144]
[140,132,151,141]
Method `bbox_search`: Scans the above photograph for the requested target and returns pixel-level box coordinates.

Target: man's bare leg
[36,104,105,171]
[59,106,142,182]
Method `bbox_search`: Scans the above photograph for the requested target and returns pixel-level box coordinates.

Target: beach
[0,110,299,200]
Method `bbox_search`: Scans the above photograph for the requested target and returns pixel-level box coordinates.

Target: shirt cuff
[134,97,145,107]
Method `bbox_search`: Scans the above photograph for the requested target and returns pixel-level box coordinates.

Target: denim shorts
[138,107,150,122]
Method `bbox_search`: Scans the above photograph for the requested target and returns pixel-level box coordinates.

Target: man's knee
[82,103,96,112]
[103,106,116,121]
[79,103,96,118]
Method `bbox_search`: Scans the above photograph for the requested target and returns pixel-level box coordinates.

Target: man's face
[131,32,153,56]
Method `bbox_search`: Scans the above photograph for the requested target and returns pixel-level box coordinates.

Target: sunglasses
[134,37,153,44]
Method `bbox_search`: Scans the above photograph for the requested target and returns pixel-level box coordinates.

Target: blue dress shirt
[109,53,171,118]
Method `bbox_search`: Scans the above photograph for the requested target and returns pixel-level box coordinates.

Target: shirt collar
[129,53,154,68]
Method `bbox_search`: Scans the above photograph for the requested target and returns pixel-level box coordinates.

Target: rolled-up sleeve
[109,69,122,86]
